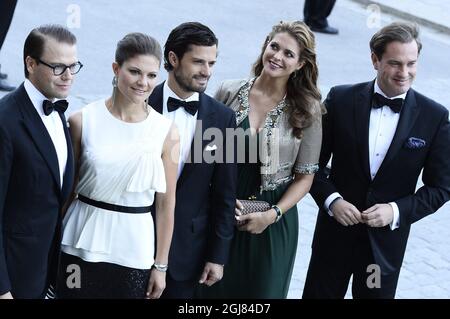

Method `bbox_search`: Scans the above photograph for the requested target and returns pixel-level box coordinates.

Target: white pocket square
[204,144,217,151]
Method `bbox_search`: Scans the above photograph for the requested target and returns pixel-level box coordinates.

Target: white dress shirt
[324,81,406,230]
[24,79,68,188]
[162,81,199,178]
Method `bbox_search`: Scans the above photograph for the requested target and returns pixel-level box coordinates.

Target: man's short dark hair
[164,22,218,71]
[23,24,77,78]
[370,21,422,60]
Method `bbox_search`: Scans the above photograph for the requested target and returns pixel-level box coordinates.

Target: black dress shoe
[0,78,15,91]
[310,25,339,35]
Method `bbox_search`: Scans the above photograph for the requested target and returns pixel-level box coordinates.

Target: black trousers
[302,226,400,299]
[303,0,336,29]
[0,0,17,50]
[160,272,198,299]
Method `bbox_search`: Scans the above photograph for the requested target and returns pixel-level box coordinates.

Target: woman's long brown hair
[252,21,322,138]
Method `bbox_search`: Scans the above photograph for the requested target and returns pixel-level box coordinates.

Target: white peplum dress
[58,99,172,298]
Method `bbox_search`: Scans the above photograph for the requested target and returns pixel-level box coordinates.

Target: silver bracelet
[152,263,168,272]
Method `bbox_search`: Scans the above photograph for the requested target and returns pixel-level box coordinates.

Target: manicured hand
[145,269,166,299]
[199,262,224,286]
[330,198,363,226]
[361,203,394,227]
[236,209,276,234]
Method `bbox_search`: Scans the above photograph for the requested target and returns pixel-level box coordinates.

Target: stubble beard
[173,69,207,94]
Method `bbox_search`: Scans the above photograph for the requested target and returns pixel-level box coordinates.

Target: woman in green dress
[197,21,323,298]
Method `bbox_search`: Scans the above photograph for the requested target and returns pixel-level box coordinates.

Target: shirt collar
[24,79,53,117]
[163,81,199,103]
[374,80,407,100]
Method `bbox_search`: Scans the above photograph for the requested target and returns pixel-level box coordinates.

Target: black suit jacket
[310,81,450,274]
[0,84,74,298]
[148,83,237,281]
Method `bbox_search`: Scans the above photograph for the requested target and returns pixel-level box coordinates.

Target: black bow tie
[42,99,68,116]
[167,97,198,116]
[372,93,403,113]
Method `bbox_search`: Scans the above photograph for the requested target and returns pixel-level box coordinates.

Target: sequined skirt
[56,252,150,299]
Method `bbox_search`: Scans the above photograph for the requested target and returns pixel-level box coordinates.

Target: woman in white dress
[57,33,179,299]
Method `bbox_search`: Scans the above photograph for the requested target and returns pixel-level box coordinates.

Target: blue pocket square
[404,137,426,149]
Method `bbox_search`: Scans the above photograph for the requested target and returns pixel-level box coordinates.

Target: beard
[173,69,208,94]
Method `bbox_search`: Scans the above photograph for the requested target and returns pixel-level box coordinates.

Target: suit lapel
[177,93,215,187]
[148,82,164,114]
[17,85,61,188]
[354,81,374,182]
[59,111,74,201]
[375,89,420,177]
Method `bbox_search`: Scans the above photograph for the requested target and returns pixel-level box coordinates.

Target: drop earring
[112,76,118,87]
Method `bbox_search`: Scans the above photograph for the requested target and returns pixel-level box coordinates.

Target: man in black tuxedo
[0,0,17,91]
[303,22,450,299]
[0,25,80,299]
[148,22,237,298]
[303,0,338,35]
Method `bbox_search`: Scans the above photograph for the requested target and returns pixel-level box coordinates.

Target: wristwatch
[271,205,283,223]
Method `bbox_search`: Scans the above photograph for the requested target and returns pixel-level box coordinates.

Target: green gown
[196,117,298,299]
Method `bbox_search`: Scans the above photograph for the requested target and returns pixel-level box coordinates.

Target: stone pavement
[289,194,450,299]
[351,0,450,34]
[288,0,450,299]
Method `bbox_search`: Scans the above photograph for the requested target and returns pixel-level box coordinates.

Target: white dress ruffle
[61,100,172,269]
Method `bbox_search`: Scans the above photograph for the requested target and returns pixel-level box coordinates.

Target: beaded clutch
[240,200,271,215]
[237,199,271,225]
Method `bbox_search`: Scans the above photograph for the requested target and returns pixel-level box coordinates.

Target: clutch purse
[240,199,271,215]
[237,198,271,225]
